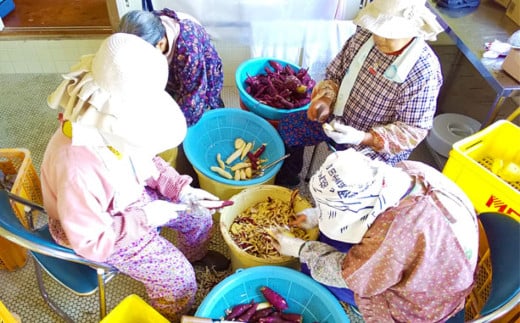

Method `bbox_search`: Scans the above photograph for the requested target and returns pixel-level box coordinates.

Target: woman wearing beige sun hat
[41,33,229,321]
[275,0,445,188]
[272,149,478,322]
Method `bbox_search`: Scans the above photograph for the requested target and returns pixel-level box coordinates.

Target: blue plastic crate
[196,266,350,323]
[235,57,312,120]
[0,0,15,18]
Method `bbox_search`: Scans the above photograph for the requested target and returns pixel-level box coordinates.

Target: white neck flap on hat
[309,149,411,243]
[47,33,187,157]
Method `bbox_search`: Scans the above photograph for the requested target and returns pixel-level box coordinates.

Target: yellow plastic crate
[442,120,520,219]
[0,148,43,227]
[464,221,492,320]
[0,300,20,323]
[0,148,43,271]
[100,294,169,323]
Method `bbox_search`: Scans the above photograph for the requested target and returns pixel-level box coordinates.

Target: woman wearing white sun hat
[41,33,228,321]
[275,0,445,187]
[273,149,478,322]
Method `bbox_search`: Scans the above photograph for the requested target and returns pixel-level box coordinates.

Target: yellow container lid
[100,294,169,323]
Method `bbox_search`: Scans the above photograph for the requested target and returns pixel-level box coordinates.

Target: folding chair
[0,189,119,322]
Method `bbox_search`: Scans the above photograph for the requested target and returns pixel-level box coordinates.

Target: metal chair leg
[33,259,75,323]
[506,106,520,122]
[97,268,108,319]
[305,143,336,182]
[305,145,319,182]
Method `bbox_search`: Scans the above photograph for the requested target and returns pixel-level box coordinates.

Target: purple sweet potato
[236,301,259,322]
[253,143,267,158]
[268,60,284,72]
[225,302,254,320]
[250,307,275,322]
[244,60,315,110]
[260,286,288,311]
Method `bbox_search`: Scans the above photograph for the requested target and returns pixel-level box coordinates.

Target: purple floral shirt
[157,9,224,126]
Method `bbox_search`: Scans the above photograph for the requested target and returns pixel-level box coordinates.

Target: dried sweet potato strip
[229,191,310,258]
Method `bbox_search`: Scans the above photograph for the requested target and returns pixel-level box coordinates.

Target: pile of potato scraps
[229,190,310,258]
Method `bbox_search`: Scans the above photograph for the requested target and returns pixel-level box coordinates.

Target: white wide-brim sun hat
[47,33,187,156]
[353,0,444,41]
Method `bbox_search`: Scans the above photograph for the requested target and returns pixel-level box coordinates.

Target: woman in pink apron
[41,33,228,322]
[273,149,478,322]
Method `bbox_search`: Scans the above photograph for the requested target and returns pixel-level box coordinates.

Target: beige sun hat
[47,32,187,156]
[309,149,412,243]
[353,0,444,41]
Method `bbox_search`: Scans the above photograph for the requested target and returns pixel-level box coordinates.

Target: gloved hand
[272,230,306,258]
[179,186,219,216]
[323,120,366,145]
[143,200,188,227]
[179,185,219,204]
[291,207,319,230]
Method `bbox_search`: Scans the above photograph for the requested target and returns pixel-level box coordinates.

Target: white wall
[0,38,104,74]
[0,37,251,87]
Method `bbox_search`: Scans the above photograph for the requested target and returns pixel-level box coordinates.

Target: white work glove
[323,120,365,145]
[179,186,219,204]
[143,200,188,227]
[291,208,319,230]
[179,186,219,216]
[272,230,306,258]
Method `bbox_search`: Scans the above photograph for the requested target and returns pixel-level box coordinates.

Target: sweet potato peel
[229,190,310,258]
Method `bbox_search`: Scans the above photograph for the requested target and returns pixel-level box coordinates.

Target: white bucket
[426,113,481,158]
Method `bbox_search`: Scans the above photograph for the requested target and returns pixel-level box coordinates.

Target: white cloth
[309,149,411,243]
[300,20,357,81]
[143,200,187,227]
[332,36,375,116]
[383,37,426,83]
[250,20,357,82]
[249,20,304,64]
[156,0,341,41]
